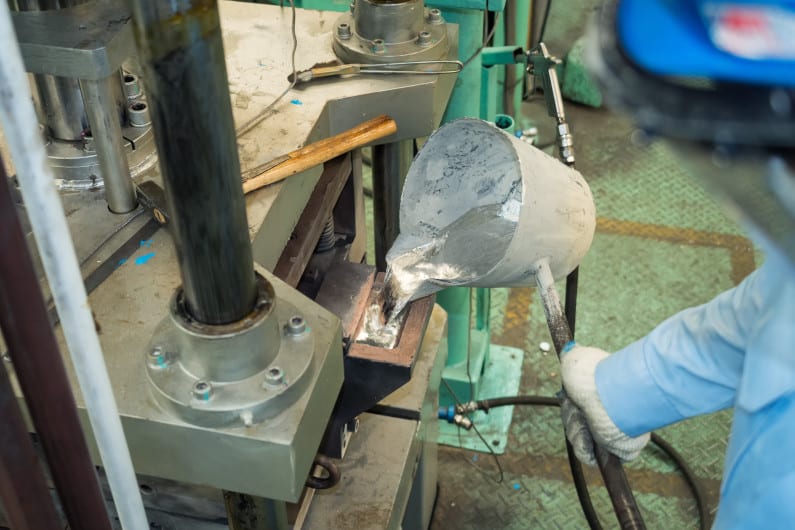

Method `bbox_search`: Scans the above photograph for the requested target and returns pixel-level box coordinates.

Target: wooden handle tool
[242,115,398,194]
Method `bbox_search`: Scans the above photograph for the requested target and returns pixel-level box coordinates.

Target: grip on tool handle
[534,259,646,530]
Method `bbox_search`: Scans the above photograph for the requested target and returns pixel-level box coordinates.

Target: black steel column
[372,139,414,271]
[127,0,257,324]
[0,164,113,530]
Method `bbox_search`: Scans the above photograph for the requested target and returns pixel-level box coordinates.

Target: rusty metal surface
[314,261,375,339]
[349,274,435,368]
[0,165,112,530]
[0,362,62,530]
[273,154,352,287]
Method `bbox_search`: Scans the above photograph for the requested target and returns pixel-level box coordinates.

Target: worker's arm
[561,260,766,463]
[594,265,763,437]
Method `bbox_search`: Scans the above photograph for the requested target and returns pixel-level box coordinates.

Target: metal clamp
[12,0,133,80]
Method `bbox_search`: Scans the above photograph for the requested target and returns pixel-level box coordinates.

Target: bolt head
[286,315,306,335]
[372,39,386,54]
[417,31,432,46]
[192,380,213,401]
[337,22,351,39]
[428,8,442,22]
[148,346,171,367]
[263,366,285,386]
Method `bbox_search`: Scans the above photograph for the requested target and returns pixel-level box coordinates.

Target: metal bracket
[12,0,133,80]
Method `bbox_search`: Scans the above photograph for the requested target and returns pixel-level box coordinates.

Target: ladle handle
[534,260,647,530]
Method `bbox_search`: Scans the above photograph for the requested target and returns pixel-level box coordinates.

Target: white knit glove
[560,345,650,466]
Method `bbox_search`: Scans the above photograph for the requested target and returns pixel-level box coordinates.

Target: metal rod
[14,0,91,141]
[564,266,579,335]
[372,139,414,271]
[127,0,257,325]
[534,260,646,530]
[80,75,137,213]
[0,160,113,530]
[0,361,63,530]
[0,5,149,527]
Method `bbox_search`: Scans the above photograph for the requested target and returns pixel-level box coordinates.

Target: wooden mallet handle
[242,114,398,194]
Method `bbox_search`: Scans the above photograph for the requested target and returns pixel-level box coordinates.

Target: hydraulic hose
[473,395,709,530]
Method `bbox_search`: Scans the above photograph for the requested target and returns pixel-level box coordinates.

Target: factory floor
[360,3,756,528]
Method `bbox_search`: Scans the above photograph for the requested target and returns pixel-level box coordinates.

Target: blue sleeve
[594,266,765,437]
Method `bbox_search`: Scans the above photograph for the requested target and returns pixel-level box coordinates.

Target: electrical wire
[538,0,553,44]
[474,395,709,530]
[441,378,504,484]
[236,0,297,137]
[461,12,501,68]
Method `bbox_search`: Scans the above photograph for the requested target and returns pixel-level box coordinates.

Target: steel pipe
[127,0,257,324]
[0,4,149,527]
[80,74,138,213]
[0,159,113,530]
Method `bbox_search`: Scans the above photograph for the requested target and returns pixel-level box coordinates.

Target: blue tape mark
[290,99,302,105]
[117,258,127,267]
[472,454,478,462]
[513,483,521,491]
[562,341,577,353]
[140,239,153,248]
[135,252,156,265]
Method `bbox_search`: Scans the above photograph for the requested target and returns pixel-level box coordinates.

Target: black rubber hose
[475,396,709,530]
[566,439,603,530]
[306,454,341,490]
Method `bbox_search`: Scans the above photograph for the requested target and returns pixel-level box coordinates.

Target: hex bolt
[286,315,306,335]
[428,8,443,23]
[372,39,386,54]
[337,22,352,40]
[127,101,151,127]
[192,380,213,401]
[1,351,10,363]
[263,366,285,386]
[148,346,166,366]
[417,31,432,46]
[123,73,142,99]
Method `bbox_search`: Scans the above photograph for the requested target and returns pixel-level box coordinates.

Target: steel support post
[127,0,257,324]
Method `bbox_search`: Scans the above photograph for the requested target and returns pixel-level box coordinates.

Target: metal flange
[145,273,316,428]
[333,0,449,64]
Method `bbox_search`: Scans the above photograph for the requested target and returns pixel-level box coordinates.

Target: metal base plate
[437,344,524,455]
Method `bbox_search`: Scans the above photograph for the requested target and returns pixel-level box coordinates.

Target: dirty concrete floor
[361,1,753,528]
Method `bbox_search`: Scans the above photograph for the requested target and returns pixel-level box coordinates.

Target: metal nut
[417,31,432,46]
[371,39,386,54]
[263,366,285,386]
[123,73,142,99]
[192,380,213,401]
[127,101,151,127]
[286,315,306,335]
[428,8,443,23]
[337,22,351,40]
